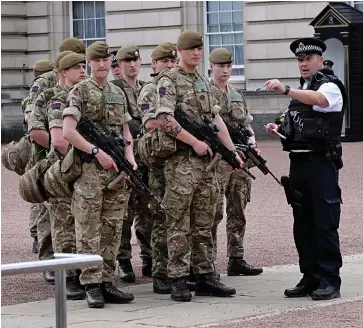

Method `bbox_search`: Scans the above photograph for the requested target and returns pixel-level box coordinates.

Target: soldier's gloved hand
[95,149,118,172]
[192,139,213,157]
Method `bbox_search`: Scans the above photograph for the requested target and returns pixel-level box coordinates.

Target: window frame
[353,0,363,10]
[203,1,245,82]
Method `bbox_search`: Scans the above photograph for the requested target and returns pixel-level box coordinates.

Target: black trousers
[289,152,343,290]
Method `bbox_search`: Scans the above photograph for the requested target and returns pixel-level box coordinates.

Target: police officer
[265,38,345,301]
[322,59,334,75]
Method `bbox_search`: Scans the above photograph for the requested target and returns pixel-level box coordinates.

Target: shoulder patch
[52,102,62,110]
[159,87,166,96]
[35,100,44,107]
[31,85,39,93]
[141,103,150,111]
[230,92,243,102]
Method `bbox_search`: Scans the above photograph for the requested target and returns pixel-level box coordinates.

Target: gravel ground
[2,140,363,307]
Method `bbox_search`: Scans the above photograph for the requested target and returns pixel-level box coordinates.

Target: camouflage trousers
[37,203,54,261]
[48,197,77,277]
[212,161,252,260]
[149,167,168,278]
[117,166,153,262]
[72,162,129,285]
[162,154,217,278]
[29,204,38,238]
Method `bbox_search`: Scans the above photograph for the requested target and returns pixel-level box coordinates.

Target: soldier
[25,60,55,254]
[28,50,75,284]
[137,42,177,294]
[144,30,243,302]
[110,50,122,79]
[46,53,87,300]
[209,48,263,276]
[62,41,135,308]
[113,45,153,282]
[265,38,345,300]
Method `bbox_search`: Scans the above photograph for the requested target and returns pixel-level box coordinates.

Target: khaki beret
[151,42,178,61]
[209,48,233,64]
[33,60,55,72]
[59,53,86,70]
[59,38,86,54]
[177,30,203,50]
[54,51,74,68]
[86,41,111,60]
[116,45,140,61]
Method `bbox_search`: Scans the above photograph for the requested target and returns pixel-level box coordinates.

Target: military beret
[110,50,118,67]
[177,30,203,50]
[86,41,111,60]
[290,38,326,59]
[151,42,178,61]
[323,60,334,68]
[33,60,55,72]
[54,51,75,68]
[59,38,86,54]
[209,48,233,64]
[59,53,86,70]
[116,45,140,61]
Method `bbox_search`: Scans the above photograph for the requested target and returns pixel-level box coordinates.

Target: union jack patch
[52,102,62,110]
[31,85,39,93]
[35,100,44,107]
[141,103,150,111]
[159,87,166,96]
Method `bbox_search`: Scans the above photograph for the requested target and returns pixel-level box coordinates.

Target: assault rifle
[78,116,153,196]
[222,117,281,185]
[174,104,242,171]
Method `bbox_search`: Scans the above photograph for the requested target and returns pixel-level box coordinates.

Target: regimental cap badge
[106,48,111,56]
[135,50,139,56]
[172,50,176,56]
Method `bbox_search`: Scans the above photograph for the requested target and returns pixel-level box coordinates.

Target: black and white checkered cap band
[296,43,322,55]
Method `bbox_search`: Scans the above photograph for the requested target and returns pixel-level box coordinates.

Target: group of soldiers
[14,30,264,309]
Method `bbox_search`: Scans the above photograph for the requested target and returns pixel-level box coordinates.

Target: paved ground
[2,140,363,327]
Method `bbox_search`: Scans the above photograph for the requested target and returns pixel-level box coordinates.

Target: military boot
[195,273,236,297]
[85,284,105,308]
[227,258,263,276]
[101,282,134,303]
[171,278,192,302]
[118,259,135,283]
[142,257,152,277]
[32,237,39,254]
[66,277,86,300]
[43,271,55,285]
[153,277,172,294]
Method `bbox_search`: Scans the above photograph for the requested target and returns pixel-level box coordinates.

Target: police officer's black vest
[281,71,347,152]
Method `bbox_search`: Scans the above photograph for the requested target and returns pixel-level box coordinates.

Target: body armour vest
[280,71,347,152]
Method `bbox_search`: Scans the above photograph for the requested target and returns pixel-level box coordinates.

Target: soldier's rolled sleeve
[62,87,82,122]
[124,112,132,124]
[155,77,176,117]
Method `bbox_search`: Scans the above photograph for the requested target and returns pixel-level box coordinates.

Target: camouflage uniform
[155,67,219,278]
[63,77,131,285]
[138,79,168,278]
[210,82,252,260]
[46,86,77,277]
[28,84,63,261]
[115,76,153,264]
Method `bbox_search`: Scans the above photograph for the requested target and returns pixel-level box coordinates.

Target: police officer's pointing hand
[264,79,285,93]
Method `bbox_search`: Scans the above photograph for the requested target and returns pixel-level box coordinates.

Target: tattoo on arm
[158,114,182,137]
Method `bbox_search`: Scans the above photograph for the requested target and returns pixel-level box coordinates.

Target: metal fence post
[55,269,67,328]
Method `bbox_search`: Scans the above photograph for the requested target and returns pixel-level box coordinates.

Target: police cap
[290,38,327,59]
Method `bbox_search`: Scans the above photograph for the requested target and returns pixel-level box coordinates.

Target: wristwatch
[91,146,99,157]
[283,85,290,95]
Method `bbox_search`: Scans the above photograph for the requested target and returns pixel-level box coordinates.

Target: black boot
[142,257,152,277]
[195,273,236,297]
[118,259,135,283]
[153,277,172,294]
[227,258,263,276]
[85,284,105,308]
[32,237,39,254]
[66,277,86,300]
[311,285,340,301]
[171,278,192,302]
[43,271,55,285]
[101,282,134,303]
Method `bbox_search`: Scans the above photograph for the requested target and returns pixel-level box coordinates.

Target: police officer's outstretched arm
[62,87,118,172]
[146,76,213,157]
